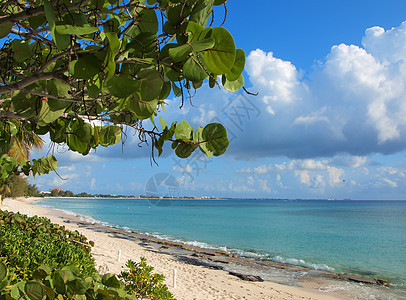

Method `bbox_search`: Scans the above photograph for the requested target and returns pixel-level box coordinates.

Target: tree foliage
[0,0,245,181]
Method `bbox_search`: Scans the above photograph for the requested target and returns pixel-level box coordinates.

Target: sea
[37,198,406,299]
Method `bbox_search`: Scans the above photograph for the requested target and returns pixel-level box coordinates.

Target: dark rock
[228,271,264,282]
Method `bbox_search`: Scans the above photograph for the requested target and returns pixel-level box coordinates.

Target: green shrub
[0,210,96,283]
[0,211,175,299]
[119,258,175,300]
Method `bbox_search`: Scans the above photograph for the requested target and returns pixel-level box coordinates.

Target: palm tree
[7,121,44,164]
[0,121,44,207]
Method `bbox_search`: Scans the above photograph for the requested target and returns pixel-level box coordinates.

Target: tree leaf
[175,120,192,141]
[226,48,245,81]
[203,27,236,75]
[201,123,229,156]
[0,23,12,39]
[183,55,208,81]
[99,125,122,146]
[106,75,140,98]
[24,281,45,300]
[222,73,244,92]
[127,96,158,119]
[55,24,99,35]
[175,143,198,158]
[71,54,102,79]
[0,262,7,282]
[11,40,32,62]
[44,0,70,50]
[138,69,164,101]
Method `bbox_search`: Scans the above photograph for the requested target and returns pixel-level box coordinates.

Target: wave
[39,203,336,274]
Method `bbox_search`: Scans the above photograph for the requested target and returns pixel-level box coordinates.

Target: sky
[30,0,406,200]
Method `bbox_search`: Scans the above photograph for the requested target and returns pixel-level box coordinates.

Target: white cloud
[327,166,344,186]
[381,178,398,188]
[258,179,271,193]
[295,170,310,185]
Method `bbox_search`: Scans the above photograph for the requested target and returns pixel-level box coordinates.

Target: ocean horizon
[37,197,406,299]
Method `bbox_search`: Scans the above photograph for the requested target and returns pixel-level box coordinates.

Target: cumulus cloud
[222,20,406,159]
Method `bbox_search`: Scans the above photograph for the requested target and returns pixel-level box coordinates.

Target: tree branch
[0,0,92,26]
[0,71,67,95]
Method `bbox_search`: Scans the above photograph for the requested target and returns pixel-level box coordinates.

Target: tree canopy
[0,0,245,181]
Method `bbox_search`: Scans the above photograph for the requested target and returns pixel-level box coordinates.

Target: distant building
[49,188,64,192]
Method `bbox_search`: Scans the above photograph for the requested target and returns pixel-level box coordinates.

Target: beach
[0,197,353,300]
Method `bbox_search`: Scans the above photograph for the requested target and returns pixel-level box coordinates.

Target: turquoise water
[38,198,406,285]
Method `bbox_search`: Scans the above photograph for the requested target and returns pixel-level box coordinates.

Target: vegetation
[0,210,96,282]
[0,0,244,184]
[0,211,175,299]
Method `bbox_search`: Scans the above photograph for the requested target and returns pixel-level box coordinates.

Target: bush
[0,211,175,299]
[0,210,96,283]
[119,258,175,300]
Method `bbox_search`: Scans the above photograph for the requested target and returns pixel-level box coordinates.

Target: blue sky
[31,0,406,200]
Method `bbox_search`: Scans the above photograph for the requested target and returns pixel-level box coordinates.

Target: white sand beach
[1,197,349,300]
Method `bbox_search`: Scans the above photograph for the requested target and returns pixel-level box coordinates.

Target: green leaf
[47,79,71,110]
[11,40,32,62]
[183,55,208,81]
[203,27,236,75]
[175,143,198,158]
[24,281,45,300]
[138,69,164,101]
[191,37,215,52]
[226,48,245,81]
[159,116,168,130]
[71,54,102,79]
[159,81,171,100]
[104,32,120,80]
[127,96,158,119]
[55,24,99,35]
[222,73,244,92]
[201,123,229,156]
[169,43,192,62]
[134,8,158,33]
[37,100,65,123]
[0,262,6,282]
[101,273,121,288]
[189,1,212,26]
[0,23,12,39]
[106,75,140,98]
[67,120,92,154]
[44,0,70,50]
[175,120,192,141]
[99,125,122,147]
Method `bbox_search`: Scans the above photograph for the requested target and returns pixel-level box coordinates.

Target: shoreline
[1,197,397,299]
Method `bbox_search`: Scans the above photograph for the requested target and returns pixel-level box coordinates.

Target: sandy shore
[1,197,349,300]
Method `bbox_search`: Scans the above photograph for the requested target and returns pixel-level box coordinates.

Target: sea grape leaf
[138,69,164,101]
[44,0,70,50]
[24,281,45,300]
[99,125,122,146]
[106,75,140,98]
[101,273,121,288]
[55,24,99,35]
[183,55,208,81]
[226,48,245,81]
[201,123,229,156]
[134,8,158,33]
[0,262,6,281]
[175,143,198,158]
[222,73,244,92]
[169,43,192,62]
[104,32,120,80]
[11,39,32,62]
[0,23,12,38]
[159,116,168,130]
[203,27,236,75]
[47,79,72,110]
[175,120,192,141]
[71,54,101,80]
[37,100,65,124]
[127,96,158,119]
